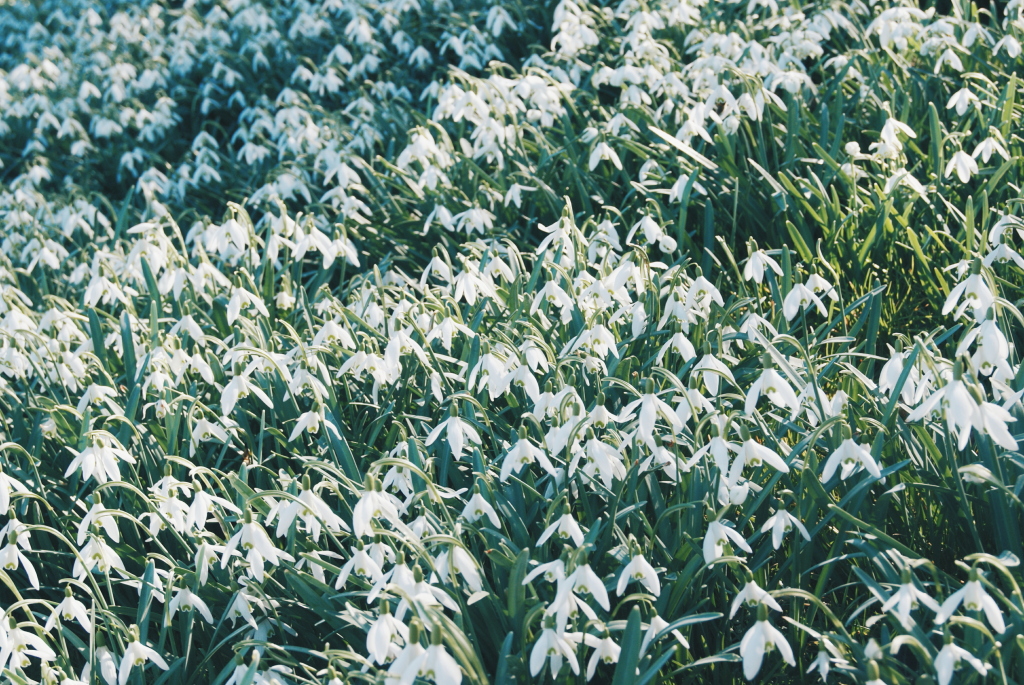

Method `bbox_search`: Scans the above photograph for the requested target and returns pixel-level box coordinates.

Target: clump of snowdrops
[1,0,1024,683]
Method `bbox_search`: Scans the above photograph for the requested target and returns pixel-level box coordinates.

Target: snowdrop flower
[555,563,610,611]
[618,379,683,447]
[589,142,622,171]
[524,559,566,588]
[674,386,714,426]
[187,484,240,532]
[946,88,978,117]
[531,280,575,323]
[583,633,620,680]
[805,274,838,302]
[571,432,626,489]
[89,639,119,685]
[44,586,91,633]
[168,587,214,624]
[806,640,839,682]
[335,543,383,589]
[945,150,979,183]
[221,373,273,416]
[0,614,57,670]
[878,343,919,403]
[118,628,169,685]
[821,429,882,482]
[729,430,790,485]
[703,520,752,564]
[744,362,799,415]
[353,474,407,538]
[288,409,326,442]
[226,287,269,325]
[626,215,677,252]
[504,183,535,208]
[190,417,231,457]
[426,406,482,460]
[387,620,427,683]
[500,429,556,481]
[760,507,810,549]
[530,621,582,677]
[0,535,38,589]
[434,545,483,593]
[693,352,735,396]
[934,567,1006,633]
[880,567,940,628]
[743,249,782,284]
[269,477,349,540]
[461,489,500,528]
[537,511,585,547]
[907,361,991,450]
[994,33,1022,57]
[408,628,463,685]
[684,275,724,314]
[783,282,827,321]
[616,552,660,596]
[973,136,1009,164]
[971,398,1018,450]
[934,633,989,685]
[74,536,126,580]
[655,328,696,365]
[65,431,136,484]
[739,604,795,680]
[640,614,689,654]
[367,602,408,665]
[730,578,783,619]
[0,469,27,513]
[425,317,476,352]
[221,511,295,582]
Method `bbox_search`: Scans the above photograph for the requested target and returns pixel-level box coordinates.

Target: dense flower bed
[1,0,1024,683]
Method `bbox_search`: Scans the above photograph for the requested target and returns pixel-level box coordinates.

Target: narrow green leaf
[612,606,643,685]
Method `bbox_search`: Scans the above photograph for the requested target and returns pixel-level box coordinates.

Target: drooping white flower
[743,250,782,284]
[367,604,408,665]
[759,508,810,550]
[946,88,978,117]
[880,567,940,628]
[934,569,1005,633]
[616,554,660,596]
[589,142,622,171]
[730,580,783,619]
[410,639,463,685]
[335,544,384,589]
[352,478,404,538]
[537,512,585,547]
[461,491,500,528]
[529,625,582,678]
[934,637,989,685]
[744,367,799,415]
[44,588,91,633]
[703,520,752,564]
[739,607,795,681]
[500,432,556,482]
[944,150,979,184]
[168,587,214,624]
[425,409,482,461]
[583,633,620,681]
[65,431,136,484]
[821,435,881,482]
[118,633,169,685]
[693,353,735,396]
[619,382,683,447]
[221,514,295,583]
[783,282,827,321]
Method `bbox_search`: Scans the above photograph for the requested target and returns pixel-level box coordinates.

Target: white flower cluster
[1,0,1024,683]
